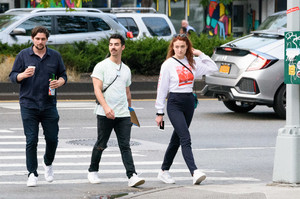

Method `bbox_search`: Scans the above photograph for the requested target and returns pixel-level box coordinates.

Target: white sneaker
[43,162,54,182]
[157,170,175,184]
[27,173,38,187]
[87,172,101,184]
[128,174,145,187]
[193,169,206,185]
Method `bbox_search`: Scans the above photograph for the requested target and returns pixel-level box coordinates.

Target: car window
[0,15,22,32]
[16,16,52,36]
[89,17,110,31]
[142,17,171,36]
[257,13,286,31]
[57,15,88,34]
[229,35,281,49]
[117,17,139,37]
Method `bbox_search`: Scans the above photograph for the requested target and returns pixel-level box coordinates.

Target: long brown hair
[166,34,195,69]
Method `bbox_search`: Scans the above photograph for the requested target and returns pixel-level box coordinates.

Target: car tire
[273,85,286,119]
[223,101,256,113]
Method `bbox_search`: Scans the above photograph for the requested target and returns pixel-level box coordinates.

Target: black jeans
[20,106,59,177]
[161,92,198,175]
[88,116,136,178]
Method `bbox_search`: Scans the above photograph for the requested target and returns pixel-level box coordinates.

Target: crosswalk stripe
[0,142,43,145]
[0,169,224,176]
[0,176,261,185]
[0,147,98,151]
[0,130,14,133]
[0,161,184,167]
[0,153,144,160]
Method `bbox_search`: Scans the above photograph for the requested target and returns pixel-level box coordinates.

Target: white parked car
[101,7,176,40]
[0,8,131,45]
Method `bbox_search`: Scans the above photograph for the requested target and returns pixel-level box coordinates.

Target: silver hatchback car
[0,8,130,45]
[202,11,286,118]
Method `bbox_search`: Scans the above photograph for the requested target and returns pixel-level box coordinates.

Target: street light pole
[273,0,300,183]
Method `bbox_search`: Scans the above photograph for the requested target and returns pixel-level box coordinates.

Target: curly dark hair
[109,34,125,46]
[31,26,50,39]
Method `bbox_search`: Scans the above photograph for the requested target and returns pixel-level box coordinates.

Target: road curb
[0,80,207,100]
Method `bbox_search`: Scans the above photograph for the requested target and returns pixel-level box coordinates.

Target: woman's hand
[155,115,164,127]
[192,48,202,56]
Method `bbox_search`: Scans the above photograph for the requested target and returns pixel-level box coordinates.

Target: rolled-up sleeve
[9,52,25,84]
[56,53,67,84]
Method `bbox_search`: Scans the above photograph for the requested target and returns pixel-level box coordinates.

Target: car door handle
[85,37,96,41]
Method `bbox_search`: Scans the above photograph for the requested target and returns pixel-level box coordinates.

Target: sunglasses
[173,34,187,38]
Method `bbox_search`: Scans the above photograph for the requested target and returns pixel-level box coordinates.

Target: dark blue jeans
[20,106,59,177]
[88,116,136,178]
[161,92,198,175]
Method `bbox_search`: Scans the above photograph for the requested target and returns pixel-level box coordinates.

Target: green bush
[189,32,235,56]
[122,37,169,75]
[0,34,234,76]
[51,40,109,73]
[0,42,31,56]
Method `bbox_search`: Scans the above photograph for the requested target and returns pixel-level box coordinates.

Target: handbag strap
[172,57,194,76]
[102,75,118,93]
[102,62,122,92]
[96,62,122,105]
[172,56,197,93]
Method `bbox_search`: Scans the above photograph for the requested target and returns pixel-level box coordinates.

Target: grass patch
[0,55,15,82]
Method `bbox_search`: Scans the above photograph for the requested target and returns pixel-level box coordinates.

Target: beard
[34,44,45,50]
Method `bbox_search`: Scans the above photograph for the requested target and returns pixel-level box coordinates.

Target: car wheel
[273,85,286,119]
[223,101,256,113]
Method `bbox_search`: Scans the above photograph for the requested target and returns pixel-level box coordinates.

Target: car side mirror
[10,28,26,36]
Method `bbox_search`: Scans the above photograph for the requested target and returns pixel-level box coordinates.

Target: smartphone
[159,121,164,131]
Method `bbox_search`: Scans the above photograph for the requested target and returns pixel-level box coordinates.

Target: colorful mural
[205,0,231,39]
[28,0,82,8]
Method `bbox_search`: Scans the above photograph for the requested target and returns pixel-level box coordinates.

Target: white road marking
[0,153,144,160]
[0,176,260,185]
[0,169,224,176]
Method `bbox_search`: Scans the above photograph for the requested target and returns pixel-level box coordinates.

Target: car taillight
[126,31,133,38]
[224,47,233,51]
[247,52,276,71]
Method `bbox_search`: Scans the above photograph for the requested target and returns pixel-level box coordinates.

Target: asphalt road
[0,99,285,199]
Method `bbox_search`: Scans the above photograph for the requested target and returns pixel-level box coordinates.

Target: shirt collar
[29,45,51,57]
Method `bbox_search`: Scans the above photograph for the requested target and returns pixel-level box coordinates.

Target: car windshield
[257,13,286,31]
[0,15,22,32]
[227,34,281,50]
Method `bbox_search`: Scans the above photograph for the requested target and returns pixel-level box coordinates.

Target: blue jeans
[161,92,198,175]
[88,116,136,178]
[20,106,59,177]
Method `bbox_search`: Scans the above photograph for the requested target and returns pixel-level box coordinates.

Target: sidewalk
[122,183,300,199]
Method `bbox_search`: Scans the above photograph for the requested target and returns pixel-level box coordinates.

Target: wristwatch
[156,113,164,116]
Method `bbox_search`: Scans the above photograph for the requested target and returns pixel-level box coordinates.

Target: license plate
[219,64,231,74]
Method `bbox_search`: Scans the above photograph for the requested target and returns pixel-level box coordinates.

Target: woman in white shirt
[155,34,218,185]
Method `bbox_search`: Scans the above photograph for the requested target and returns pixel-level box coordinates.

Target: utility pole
[273,0,300,183]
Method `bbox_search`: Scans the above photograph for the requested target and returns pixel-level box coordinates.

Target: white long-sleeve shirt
[155,53,218,114]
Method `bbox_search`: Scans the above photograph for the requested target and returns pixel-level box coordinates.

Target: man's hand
[17,67,35,81]
[103,105,115,119]
[49,77,65,89]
